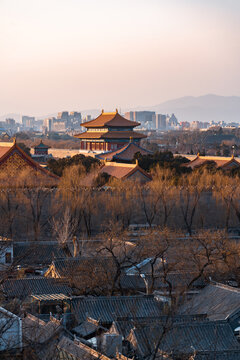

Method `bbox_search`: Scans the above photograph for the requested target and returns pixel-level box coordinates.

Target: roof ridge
[210,281,240,293]
[101,111,117,115]
[0,141,14,147]
[5,277,59,281]
[104,161,137,168]
[175,319,230,327]
[71,295,154,300]
[79,111,140,128]
[0,142,59,179]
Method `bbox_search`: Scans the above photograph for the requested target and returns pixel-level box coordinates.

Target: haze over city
[2,1,240,358]
[1,0,240,116]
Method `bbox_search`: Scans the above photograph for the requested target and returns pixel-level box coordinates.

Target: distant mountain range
[137,94,240,123]
[1,95,240,124]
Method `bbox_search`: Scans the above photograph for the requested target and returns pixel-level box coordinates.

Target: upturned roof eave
[0,142,59,180]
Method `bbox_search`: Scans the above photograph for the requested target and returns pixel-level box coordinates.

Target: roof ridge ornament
[13,137,16,145]
[101,109,104,114]
[115,108,118,113]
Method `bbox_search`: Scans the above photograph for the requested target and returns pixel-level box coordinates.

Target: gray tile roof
[51,257,115,278]
[22,313,69,360]
[129,320,240,359]
[120,272,205,292]
[22,313,62,344]
[57,336,92,360]
[110,314,208,339]
[72,320,99,338]
[13,241,68,267]
[70,295,163,325]
[2,277,72,299]
[178,282,240,320]
[57,336,111,360]
[72,318,107,338]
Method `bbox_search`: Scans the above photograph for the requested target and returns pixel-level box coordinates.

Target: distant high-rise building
[83,115,91,123]
[6,118,15,127]
[22,115,35,128]
[69,111,82,128]
[52,120,66,132]
[125,111,155,127]
[155,114,166,130]
[124,111,134,121]
[57,111,68,120]
[167,114,178,127]
[56,111,82,129]
[43,117,54,132]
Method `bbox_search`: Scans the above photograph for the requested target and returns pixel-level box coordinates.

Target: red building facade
[75,110,146,151]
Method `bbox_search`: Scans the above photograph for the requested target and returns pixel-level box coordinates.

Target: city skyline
[1,0,240,115]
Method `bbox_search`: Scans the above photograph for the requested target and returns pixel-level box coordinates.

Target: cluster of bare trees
[1,164,240,240]
[1,164,240,359]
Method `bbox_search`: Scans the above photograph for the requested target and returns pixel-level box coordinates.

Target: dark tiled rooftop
[110,314,208,339]
[50,257,115,278]
[13,241,69,267]
[120,272,205,292]
[2,277,72,299]
[179,283,240,320]
[70,295,163,324]
[129,320,240,359]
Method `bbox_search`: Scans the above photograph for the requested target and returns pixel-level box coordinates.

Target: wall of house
[0,243,13,267]
[0,308,22,351]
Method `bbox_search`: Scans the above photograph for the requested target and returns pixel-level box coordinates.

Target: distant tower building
[125,111,155,127]
[155,114,166,130]
[57,111,69,120]
[168,114,178,127]
[57,111,69,127]
[124,111,134,121]
[6,118,15,127]
[43,117,54,132]
[83,115,92,123]
[22,116,35,128]
[69,111,82,128]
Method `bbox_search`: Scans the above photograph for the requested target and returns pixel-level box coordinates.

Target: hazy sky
[1,0,240,116]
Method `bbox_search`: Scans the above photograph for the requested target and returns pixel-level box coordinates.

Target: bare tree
[16,170,54,241]
[58,164,98,237]
[151,166,176,228]
[177,171,207,235]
